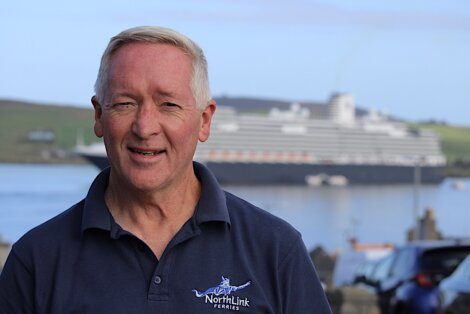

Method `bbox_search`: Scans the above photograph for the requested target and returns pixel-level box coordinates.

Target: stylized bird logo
[192,276,251,297]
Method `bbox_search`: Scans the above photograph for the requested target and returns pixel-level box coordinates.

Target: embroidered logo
[192,276,251,311]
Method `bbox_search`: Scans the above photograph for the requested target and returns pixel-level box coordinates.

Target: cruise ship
[76,94,446,185]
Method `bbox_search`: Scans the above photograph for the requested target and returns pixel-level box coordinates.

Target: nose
[131,102,162,139]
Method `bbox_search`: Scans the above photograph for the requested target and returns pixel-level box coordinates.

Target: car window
[390,249,414,279]
[453,254,470,282]
[354,260,379,284]
[364,261,377,279]
[421,248,470,276]
[372,254,395,282]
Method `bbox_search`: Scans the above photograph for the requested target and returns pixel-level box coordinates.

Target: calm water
[1,163,469,252]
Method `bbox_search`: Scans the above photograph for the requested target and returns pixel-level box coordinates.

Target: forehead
[108,42,191,73]
[105,42,193,97]
[112,41,189,60]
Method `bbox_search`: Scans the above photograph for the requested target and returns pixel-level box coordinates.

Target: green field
[411,123,470,176]
[1,100,469,174]
[0,100,97,163]
[411,123,470,163]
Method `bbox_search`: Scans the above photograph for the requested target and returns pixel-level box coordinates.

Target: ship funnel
[328,93,355,124]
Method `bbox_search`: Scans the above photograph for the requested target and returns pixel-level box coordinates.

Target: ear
[198,100,216,142]
[91,96,104,138]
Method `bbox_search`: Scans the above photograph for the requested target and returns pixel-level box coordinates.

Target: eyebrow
[108,92,137,100]
[102,93,137,109]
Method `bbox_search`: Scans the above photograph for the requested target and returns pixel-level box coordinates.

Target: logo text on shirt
[192,276,251,311]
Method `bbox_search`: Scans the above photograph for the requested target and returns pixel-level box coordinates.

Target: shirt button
[154,276,162,284]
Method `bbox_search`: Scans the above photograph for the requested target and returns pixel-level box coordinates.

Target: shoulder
[12,200,84,267]
[17,199,84,245]
[224,190,301,254]
[225,190,299,235]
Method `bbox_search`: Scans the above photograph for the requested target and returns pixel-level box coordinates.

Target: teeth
[130,148,158,155]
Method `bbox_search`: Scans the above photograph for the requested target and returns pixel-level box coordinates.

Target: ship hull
[207,162,445,185]
[80,154,444,185]
[81,155,110,171]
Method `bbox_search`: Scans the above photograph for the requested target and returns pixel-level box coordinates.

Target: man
[0,26,331,313]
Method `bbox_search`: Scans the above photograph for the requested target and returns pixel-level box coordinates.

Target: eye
[162,101,180,108]
[114,102,133,107]
[162,102,181,109]
[110,102,136,110]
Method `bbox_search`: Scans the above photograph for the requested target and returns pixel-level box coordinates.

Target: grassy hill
[0,100,97,163]
[411,123,470,176]
[412,123,470,163]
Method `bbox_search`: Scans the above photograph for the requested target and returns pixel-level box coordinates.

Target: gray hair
[94,26,211,109]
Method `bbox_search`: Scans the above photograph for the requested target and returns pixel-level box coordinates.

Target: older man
[0,26,331,313]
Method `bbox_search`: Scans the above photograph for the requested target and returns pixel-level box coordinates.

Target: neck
[105,168,201,231]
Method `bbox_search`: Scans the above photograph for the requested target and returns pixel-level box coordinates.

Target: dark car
[437,254,470,314]
[357,241,470,314]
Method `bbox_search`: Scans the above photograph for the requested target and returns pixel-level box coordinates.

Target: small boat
[452,180,466,190]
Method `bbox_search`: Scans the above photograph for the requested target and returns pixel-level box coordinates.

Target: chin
[114,166,168,192]
[131,173,169,192]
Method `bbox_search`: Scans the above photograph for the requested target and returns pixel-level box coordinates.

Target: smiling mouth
[128,147,165,156]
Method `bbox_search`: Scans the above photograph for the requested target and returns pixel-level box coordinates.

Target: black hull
[81,155,111,171]
[81,154,444,185]
[207,162,445,185]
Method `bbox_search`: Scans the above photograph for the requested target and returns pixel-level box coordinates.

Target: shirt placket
[147,219,201,307]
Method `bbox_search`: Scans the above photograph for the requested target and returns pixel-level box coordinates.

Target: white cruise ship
[77,94,446,185]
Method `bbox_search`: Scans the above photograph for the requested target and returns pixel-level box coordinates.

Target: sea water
[1,163,469,252]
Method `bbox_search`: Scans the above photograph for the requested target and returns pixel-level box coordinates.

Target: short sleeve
[0,247,35,313]
[278,236,332,313]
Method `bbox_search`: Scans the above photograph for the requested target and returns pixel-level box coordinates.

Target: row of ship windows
[212,122,435,135]
[202,139,441,150]
[208,131,438,142]
[194,150,445,165]
[199,147,441,156]
[205,139,440,148]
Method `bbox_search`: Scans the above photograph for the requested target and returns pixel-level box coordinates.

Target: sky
[1,0,469,125]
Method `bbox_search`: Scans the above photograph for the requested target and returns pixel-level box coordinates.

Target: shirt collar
[81,167,113,233]
[81,161,230,234]
[193,161,230,227]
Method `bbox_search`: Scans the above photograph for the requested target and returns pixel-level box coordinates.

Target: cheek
[102,118,128,144]
[166,120,201,147]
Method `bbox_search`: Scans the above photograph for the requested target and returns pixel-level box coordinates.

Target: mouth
[128,147,166,156]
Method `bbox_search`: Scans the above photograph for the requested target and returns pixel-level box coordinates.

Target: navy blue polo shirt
[0,162,331,313]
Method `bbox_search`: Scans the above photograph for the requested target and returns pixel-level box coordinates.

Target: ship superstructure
[194,94,445,184]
